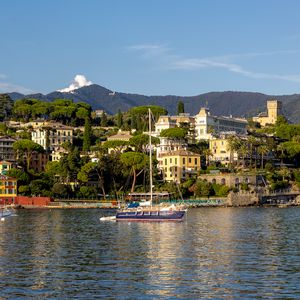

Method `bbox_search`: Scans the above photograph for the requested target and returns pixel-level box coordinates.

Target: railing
[160,198,225,206]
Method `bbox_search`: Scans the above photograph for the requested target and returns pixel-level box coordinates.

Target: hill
[8,84,300,123]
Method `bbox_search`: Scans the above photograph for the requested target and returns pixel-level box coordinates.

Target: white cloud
[58,74,92,93]
[129,44,300,83]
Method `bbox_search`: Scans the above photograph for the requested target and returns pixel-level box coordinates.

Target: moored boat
[115,109,187,222]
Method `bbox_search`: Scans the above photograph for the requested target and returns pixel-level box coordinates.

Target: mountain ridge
[7,84,300,123]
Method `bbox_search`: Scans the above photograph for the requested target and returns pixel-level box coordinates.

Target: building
[194,108,248,140]
[155,109,247,141]
[106,130,133,154]
[209,137,238,165]
[0,161,12,175]
[160,150,201,183]
[156,137,187,168]
[253,100,282,126]
[198,173,258,187]
[155,113,195,135]
[29,152,49,173]
[31,122,74,151]
[0,175,17,205]
[0,136,17,162]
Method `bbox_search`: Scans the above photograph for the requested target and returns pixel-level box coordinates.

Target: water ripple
[0,208,300,299]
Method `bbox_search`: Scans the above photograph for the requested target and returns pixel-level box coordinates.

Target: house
[160,150,201,183]
[106,130,133,154]
[0,175,17,205]
[31,122,74,151]
[0,136,18,162]
[209,136,238,165]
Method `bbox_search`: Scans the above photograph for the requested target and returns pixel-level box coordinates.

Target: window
[189,158,191,163]
[195,158,197,165]
[175,158,177,164]
[183,158,185,164]
[165,159,167,165]
[170,158,172,164]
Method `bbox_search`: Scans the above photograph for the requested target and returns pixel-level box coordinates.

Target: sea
[1,207,300,299]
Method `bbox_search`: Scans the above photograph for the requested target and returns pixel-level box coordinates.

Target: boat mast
[149,108,153,207]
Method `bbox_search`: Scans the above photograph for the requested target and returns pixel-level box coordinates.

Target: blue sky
[1,0,300,96]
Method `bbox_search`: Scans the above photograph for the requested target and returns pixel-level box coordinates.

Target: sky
[1,0,300,96]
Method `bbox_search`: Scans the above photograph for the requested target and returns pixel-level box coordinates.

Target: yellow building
[0,175,17,205]
[160,150,201,183]
[253,100,282,126]
[209,137,238,165]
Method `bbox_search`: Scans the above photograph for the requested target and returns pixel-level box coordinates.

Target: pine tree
[101,112,108,127]
[117,109,123,128]
[0,94,13,121]
[177,100,184,114]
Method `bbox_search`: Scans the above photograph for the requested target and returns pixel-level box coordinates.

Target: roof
[107,131,132,141]
[160,150,201,157]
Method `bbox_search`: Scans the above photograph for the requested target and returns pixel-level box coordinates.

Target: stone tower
[267,100,282,124]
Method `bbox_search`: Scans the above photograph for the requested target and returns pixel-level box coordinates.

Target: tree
[194,180,213,197]
[83,117,92,152]
[102,140,129,154]
[0,94,13,121]
[177,100,185,114]
[257,144,269,169]
[13,139,44,171]
[101,112,108,127]
[117,109,123,128]
[160,127,187,139]
[129,134,159,153]
[120,152,148,193]
[226,136,241,169]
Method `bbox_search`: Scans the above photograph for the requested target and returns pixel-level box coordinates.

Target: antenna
[149,108,153,207]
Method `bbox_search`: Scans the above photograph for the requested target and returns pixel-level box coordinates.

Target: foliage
[12,98,91,125]
[0,94,13,121]
[79,186,97,198]
[129,134,159,152]
[83,117,92,151]
[120,152,148,193]
[177,100,185,114]
[160,127,187,139]
[52,183,69,197]
[194,180,213,197]
[13,139,44,171]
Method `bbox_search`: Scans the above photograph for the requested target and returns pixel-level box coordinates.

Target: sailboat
[115,109,187,221]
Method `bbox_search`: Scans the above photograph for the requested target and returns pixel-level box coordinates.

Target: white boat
[0,207,14,219]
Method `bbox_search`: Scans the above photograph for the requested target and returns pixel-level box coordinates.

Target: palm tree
[257,144,269,169]
[238,141,248,169]
[247,135,258,169]
[226,136,240,170]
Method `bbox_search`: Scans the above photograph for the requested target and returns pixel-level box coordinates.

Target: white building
[31,123,74,151]
[155,108,248,141]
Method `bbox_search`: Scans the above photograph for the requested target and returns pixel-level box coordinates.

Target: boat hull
[0,209,13,218]
[116,210,186,221]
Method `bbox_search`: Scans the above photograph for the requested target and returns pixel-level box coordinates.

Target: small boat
[115,109,187,222]
[100,215,116,221]
[0,207,14,219]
